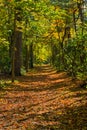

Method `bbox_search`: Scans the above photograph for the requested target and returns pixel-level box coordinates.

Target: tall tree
[14,0,23,76]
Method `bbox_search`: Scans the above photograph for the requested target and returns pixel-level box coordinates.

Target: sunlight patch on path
[0,65,87,130]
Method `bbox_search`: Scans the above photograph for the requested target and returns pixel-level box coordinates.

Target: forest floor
[0,65,87,130]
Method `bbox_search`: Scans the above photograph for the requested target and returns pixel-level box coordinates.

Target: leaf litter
[0,65,87,130]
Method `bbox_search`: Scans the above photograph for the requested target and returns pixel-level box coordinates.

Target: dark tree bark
[29,43,33,69]
[25,45,29,72]
[77,0,84,34]
[73,10,77,33]
[51,42,58,66]
[13,0,23,76]
[14,30,22,76]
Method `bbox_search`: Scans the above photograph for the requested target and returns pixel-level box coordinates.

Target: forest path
[0,65,87,130]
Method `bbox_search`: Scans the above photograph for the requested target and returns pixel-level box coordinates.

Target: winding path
[0,65,87,130]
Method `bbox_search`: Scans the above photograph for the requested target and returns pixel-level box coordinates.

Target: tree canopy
[0,0,87,82]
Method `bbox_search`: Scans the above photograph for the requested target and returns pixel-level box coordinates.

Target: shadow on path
[0,65,87,130]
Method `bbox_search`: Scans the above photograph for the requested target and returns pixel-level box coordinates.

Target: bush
[0,38,11,73]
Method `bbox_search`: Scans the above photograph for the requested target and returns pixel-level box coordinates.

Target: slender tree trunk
[77,0,84,34]
[29,43,33,69]
[11,13,16,82]
[73,11,77,34]
[25,45,29,72]
[11,44,15,82]
[14,30,22,76]
[50,41,58,66]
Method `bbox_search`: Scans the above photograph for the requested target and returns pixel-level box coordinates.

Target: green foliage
[61,35,87,78]
[34,43,51,65]
[0,0,87,82]
[21,66,26,75]
[0,38,10,73]
[67,36,87,76]
[52,32,87,78]
[0,80,6,88]
[0,79,12,89]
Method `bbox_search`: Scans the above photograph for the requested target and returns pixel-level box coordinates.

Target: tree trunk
[25,45,29,72]
[14,30,22,76]
[29,43,33,69]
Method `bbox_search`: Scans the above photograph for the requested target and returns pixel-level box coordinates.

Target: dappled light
[0,0,87,129]
[0,65,87,129]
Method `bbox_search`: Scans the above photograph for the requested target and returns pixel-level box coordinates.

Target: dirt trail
[0,65,87,130]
